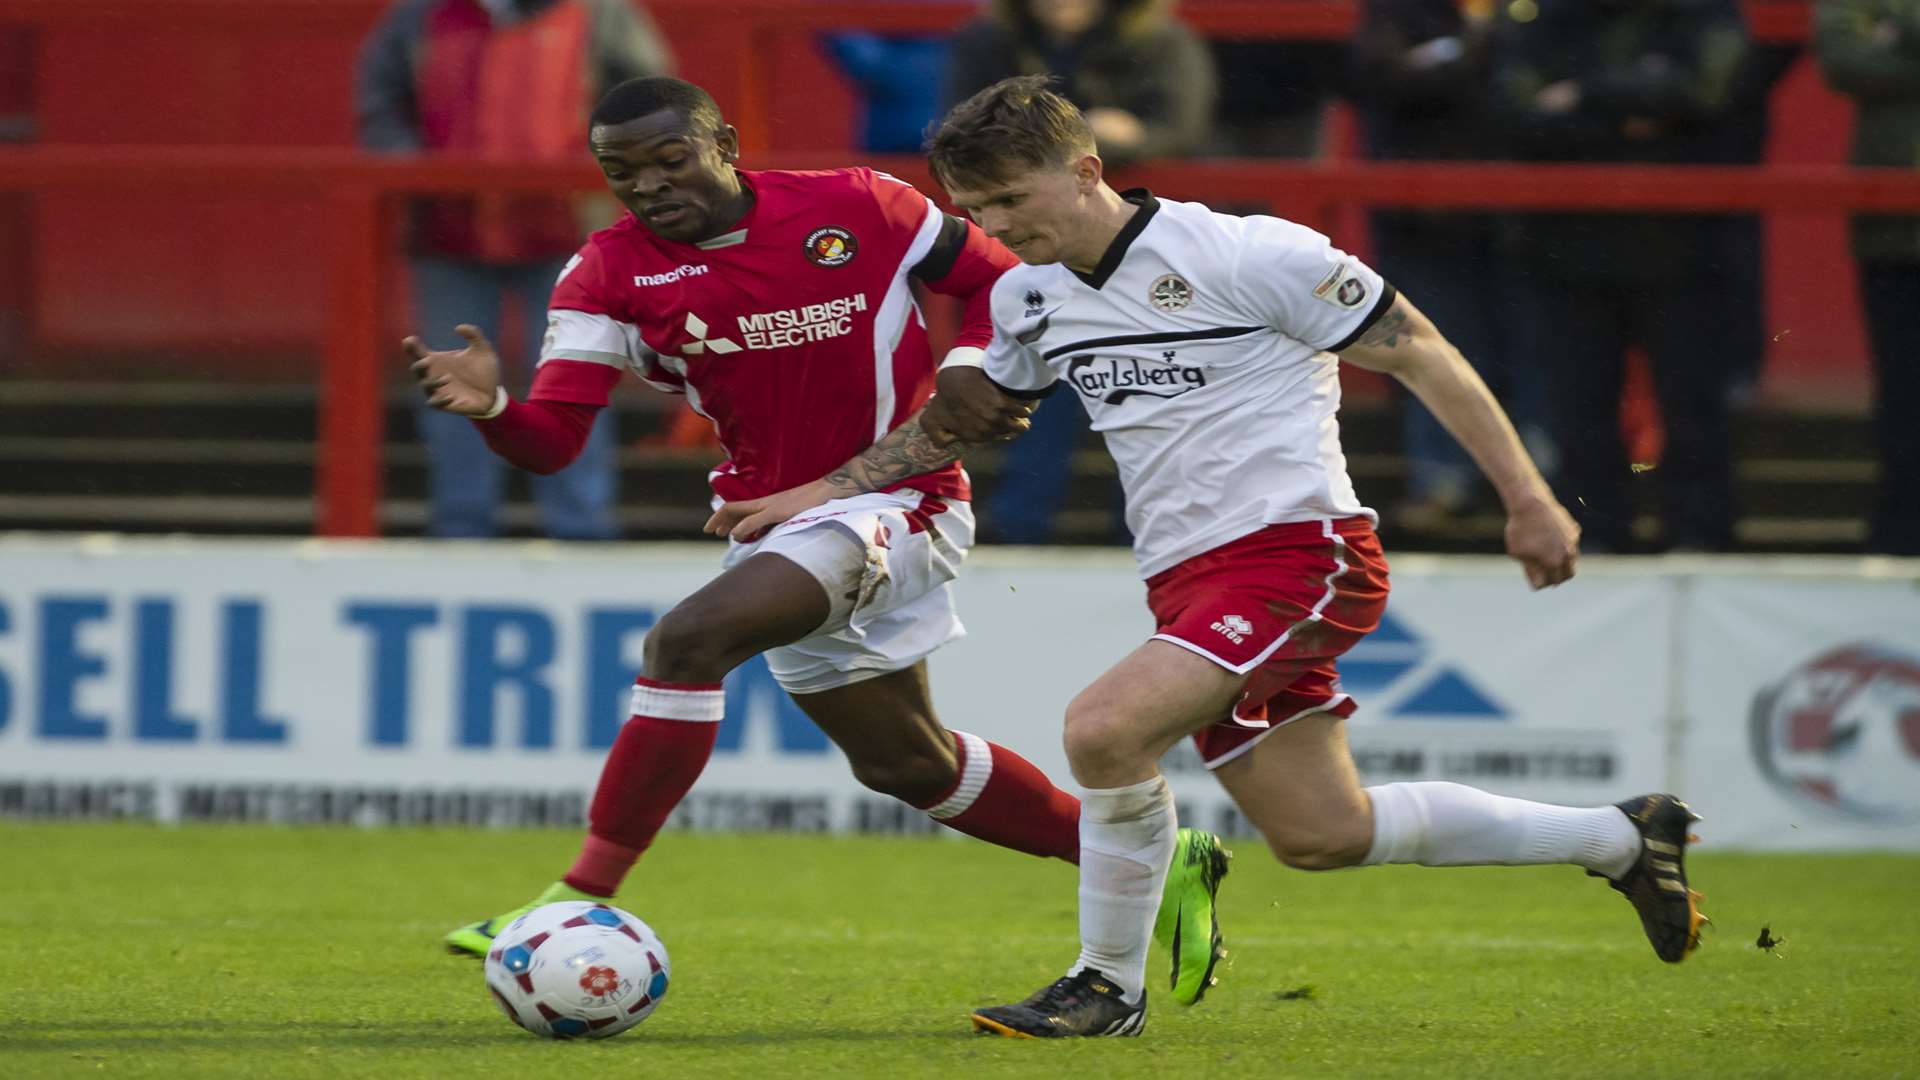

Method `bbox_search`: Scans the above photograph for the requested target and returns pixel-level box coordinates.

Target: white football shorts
[719,489,974,695]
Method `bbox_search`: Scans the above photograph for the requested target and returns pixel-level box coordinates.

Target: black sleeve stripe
[986,373,1058,400]
[1326,282,1399,353]
[909,214,971,283]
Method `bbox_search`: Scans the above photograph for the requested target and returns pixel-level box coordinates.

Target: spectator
[1490,0,1750,552]
[1209,39,1341,159]
[947,0,1215,543]
[357,0,672,539]
[825,33,950,154]
[1352,0,1553,535]
[1815,0,1920,555]
[1701,42,1801,408]
[946,0,1217,170]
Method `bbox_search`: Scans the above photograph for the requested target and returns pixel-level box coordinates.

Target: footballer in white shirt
[710,76,1709,1038]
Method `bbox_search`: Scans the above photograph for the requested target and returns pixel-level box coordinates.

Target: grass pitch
[1,824,1914,1079]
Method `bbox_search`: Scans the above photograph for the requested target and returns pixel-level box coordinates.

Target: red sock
[917,731,1081,864]
[563,677,724,896]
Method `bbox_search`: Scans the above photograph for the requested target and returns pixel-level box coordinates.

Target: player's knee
[1062,696,1152,782]
[642,605,747,683]
[1263,824,1371,871]
[846,737,958,806]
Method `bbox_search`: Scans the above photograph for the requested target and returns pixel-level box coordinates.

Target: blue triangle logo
[1392,669,1506,718]
[1368,611,1418,644]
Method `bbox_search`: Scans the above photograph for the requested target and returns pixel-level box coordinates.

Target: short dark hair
[590,77,723,136]
[926,76,1096,191]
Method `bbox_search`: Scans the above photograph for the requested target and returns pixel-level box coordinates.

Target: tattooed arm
[817,407,976,498]
[703,367,1038,542]
[1338,293,1579,589]
[700,406,991,542]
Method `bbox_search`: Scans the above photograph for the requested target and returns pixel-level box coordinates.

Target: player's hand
[926,366,1034,446]
[405,324,502,416]
[1505,495,1580,590]
[703,479,834,544]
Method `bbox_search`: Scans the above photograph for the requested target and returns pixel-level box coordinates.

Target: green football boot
[1153,827,1231,1005]
[443,881,608,957]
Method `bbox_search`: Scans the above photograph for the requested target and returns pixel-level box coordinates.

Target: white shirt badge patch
[1148,273,1193,312]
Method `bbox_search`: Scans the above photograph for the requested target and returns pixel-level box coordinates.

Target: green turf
[1,825,1914,1078]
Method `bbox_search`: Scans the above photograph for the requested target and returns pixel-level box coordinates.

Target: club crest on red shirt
[804,226,858,267]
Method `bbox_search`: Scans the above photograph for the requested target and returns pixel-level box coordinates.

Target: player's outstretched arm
[1337,295,1579,590]
[404,325,601,475]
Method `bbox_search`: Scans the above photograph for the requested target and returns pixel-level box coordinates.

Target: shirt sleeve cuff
[940,346,986,370]
[474,387,510,420]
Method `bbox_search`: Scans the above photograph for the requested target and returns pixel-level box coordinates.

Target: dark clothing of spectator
[1697,43,1800,404]
[948,0,1215,545]
[944,0,1217,169]
[1209,40,1338,158]
[1815,0,1920,553]
[1353,0,1551,525]
[1491,0,1750,551]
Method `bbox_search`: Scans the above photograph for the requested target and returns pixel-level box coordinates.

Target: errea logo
[1211,615,1252,644]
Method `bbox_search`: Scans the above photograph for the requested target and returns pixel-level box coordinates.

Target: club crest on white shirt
[1148,273,1193,312]
[1313,261,1370,309]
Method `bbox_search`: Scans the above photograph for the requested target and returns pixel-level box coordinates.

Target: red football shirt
[521,167,1009,504]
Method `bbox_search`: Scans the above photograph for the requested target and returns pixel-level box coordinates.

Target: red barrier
[0,0,1891,537]
[0,0,1825,156]
[0,0,1858,360]
[1,147,1913,537]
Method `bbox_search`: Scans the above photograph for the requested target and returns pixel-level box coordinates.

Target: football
[482,901,671,1039]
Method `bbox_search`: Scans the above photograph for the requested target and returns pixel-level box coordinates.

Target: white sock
[1361,781,1641,879]
[1068,775,1177,1005]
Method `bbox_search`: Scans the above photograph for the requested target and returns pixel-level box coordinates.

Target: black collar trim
[1072,189,1159,290]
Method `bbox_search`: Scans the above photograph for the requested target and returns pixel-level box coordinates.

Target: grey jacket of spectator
[1815,0,1920,263]
[944,0,1217,168]
[356,0,673,154]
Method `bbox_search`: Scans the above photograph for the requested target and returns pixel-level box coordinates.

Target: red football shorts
[1145,517,1390,769]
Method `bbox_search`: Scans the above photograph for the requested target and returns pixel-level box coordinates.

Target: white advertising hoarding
[1680,570,1920,850]
[0,536,1912,850]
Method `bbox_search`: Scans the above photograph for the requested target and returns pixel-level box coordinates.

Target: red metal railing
[0,1,1824,156]
[0,148,1916,536]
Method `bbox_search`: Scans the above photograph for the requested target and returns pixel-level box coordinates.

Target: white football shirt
[983,191,1394,578]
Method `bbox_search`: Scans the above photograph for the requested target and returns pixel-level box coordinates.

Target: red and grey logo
[804,226,857,267]
[1749,643,1920,823]
[579,965,622,997]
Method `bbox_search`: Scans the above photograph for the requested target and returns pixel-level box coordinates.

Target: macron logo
[1211,615,1253,645]
[634,264,709,288]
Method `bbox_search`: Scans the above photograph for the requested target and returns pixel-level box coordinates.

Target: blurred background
[1,1,1917,847]
[0,0,1915,555]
